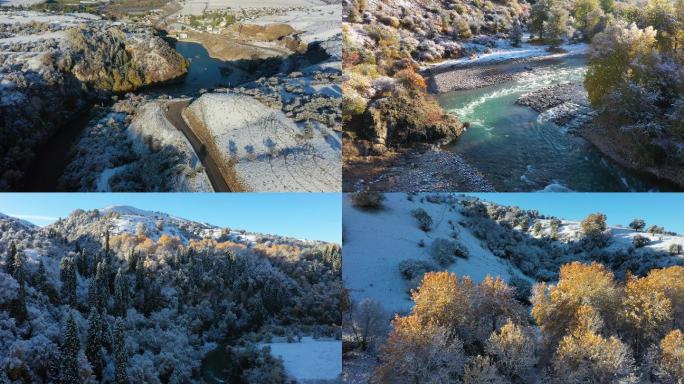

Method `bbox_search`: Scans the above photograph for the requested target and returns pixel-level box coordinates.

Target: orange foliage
[395,68,427,90]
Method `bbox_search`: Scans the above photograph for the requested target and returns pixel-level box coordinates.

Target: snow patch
[260,337,341,382]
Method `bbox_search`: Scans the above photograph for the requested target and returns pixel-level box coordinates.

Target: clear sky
[470,193,684,234]
[0,193,342,243]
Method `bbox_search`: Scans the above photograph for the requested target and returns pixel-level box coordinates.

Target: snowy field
[343,193,528,315]
[0,0,46,7]
[260,337,342,382]
[251,4,340,43]
[0,11,99,24]
[554,220,684,254]
[183,93,341,192]
[175,0,328,15]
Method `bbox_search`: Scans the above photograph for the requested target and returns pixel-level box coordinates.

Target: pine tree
[114,268,129,317]
[85,309,104,379]
[60,257,77,307]
[88,262,108,310]
[60,313,81,384]
[35,260,48,293]
[127,250,137,272]
[104,229,110,259]
[113,318,128,384]
[12,247,24,286]
[5,241,16,276]
[11,280,28,323]
[135,257,145,291]
[46,351,60,383]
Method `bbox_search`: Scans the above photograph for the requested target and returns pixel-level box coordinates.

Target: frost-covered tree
[462,355,507,384]
[113,268,129,317]
[88,261,108,310]
[580,213,607,239]
[85,309,105,378]
[60,256,77,307]
[629,218,646,232]
[375,316,467,383]
[5,241,16,276]
[60,313,81,384]
[35,260,48,293]
[550,219,562,240]
[113,318,128,384]
[350,298,387,351]
[135,256,145,291]
[485,320,537,378]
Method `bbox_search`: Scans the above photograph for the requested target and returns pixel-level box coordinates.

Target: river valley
[436,53,671,192]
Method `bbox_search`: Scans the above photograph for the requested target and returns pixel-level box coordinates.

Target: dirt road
[164,100,232,192]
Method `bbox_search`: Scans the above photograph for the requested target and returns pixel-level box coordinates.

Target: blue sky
[470,193,684,234]
[0,193,341,243]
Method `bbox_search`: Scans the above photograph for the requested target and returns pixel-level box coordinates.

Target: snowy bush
[430,238,469,267]
[351,191,385,210]
[632,235,650,248]
[398,259,438,281]
[411,208,433,232]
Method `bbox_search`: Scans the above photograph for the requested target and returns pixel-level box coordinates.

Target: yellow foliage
[659,329,684,380]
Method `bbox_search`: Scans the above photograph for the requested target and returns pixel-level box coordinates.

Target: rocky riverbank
[425,45,588,93]
[344,144,494,192]
[516,82,595,129]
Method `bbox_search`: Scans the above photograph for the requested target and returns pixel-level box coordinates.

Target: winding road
[164,100,232,192]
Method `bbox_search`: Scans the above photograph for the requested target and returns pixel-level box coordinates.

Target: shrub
[412,208,433,232]
[647,225,666,235]
[510,276,532,302]
[398,259,437,280]
[669,243,683,255]
[632,235,650,248]
[430,238,469,267]
[351,191,385,210]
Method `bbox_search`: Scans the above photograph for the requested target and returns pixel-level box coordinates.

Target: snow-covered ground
[175,0,327,15]
[553,219,684,254]
[423,37,588,71]
[0,10,99,24]
[251,4,340,43]
[183,92,341,192]
[343,193,529,315]
[260,337,342,382]
[0,0,46,7]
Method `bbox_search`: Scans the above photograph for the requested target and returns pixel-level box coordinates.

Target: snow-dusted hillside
[343,193,684,316]
[0,206,341,383]
[343,193,528,315]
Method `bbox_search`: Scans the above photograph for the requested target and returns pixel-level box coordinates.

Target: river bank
[343,142,494,192]
[424,44,588,93]
[512,82,684,190]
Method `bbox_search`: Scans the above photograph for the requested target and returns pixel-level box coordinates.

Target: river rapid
[437,55,663,192]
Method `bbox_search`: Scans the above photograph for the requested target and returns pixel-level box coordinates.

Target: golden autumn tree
[552,305,637,384]
[654,329,684,383]
[374,315,467,383]
[531,262,622,349]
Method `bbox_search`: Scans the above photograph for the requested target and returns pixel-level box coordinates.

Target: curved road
[164,100,232,192]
